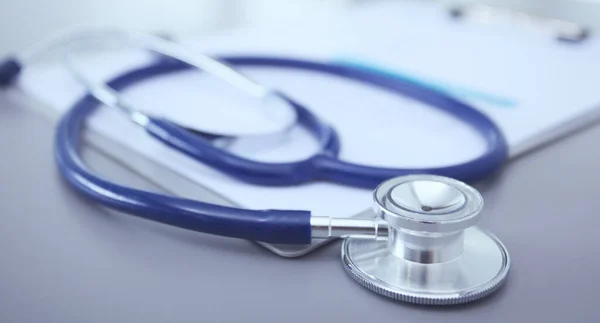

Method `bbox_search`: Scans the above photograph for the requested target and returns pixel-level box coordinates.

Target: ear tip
[0,57,22,87]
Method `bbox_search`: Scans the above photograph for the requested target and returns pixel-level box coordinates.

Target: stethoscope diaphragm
[341,175,510,305]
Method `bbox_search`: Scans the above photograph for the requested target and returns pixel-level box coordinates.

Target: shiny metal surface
[18,29,297,135]
[342,175,510,305]
[451,4,589,43]
[388,180,466,214]
[342,227,509,305]
[19,29,271,99]
[310,216,388,239]
[373,175,483,233]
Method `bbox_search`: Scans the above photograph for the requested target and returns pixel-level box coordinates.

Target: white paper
[17,1,600,218]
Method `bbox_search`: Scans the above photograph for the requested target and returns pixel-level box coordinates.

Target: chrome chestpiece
[341,175,510,305]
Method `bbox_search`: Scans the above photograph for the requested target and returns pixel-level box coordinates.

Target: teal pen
[333,58,517,108]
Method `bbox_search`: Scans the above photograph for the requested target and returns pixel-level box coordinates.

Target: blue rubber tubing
[53,56,507,243]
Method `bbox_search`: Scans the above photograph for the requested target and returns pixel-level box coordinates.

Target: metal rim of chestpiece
[341,174,510,305]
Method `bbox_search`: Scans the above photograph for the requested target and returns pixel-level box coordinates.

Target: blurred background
[1,0,600,57]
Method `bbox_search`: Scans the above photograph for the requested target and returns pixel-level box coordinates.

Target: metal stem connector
[310,216,388,239]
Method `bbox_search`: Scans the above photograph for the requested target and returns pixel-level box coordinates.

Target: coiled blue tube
[141,57,508,188]
[58,56,507,243]
[55,68,313,244]
[2,55,508,243]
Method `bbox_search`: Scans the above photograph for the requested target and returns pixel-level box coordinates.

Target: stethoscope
[0,30,510,305]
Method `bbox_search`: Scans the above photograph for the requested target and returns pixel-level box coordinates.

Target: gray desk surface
[1,90,600,323]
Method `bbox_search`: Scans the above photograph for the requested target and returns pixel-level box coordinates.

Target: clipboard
[13,1,600,257]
